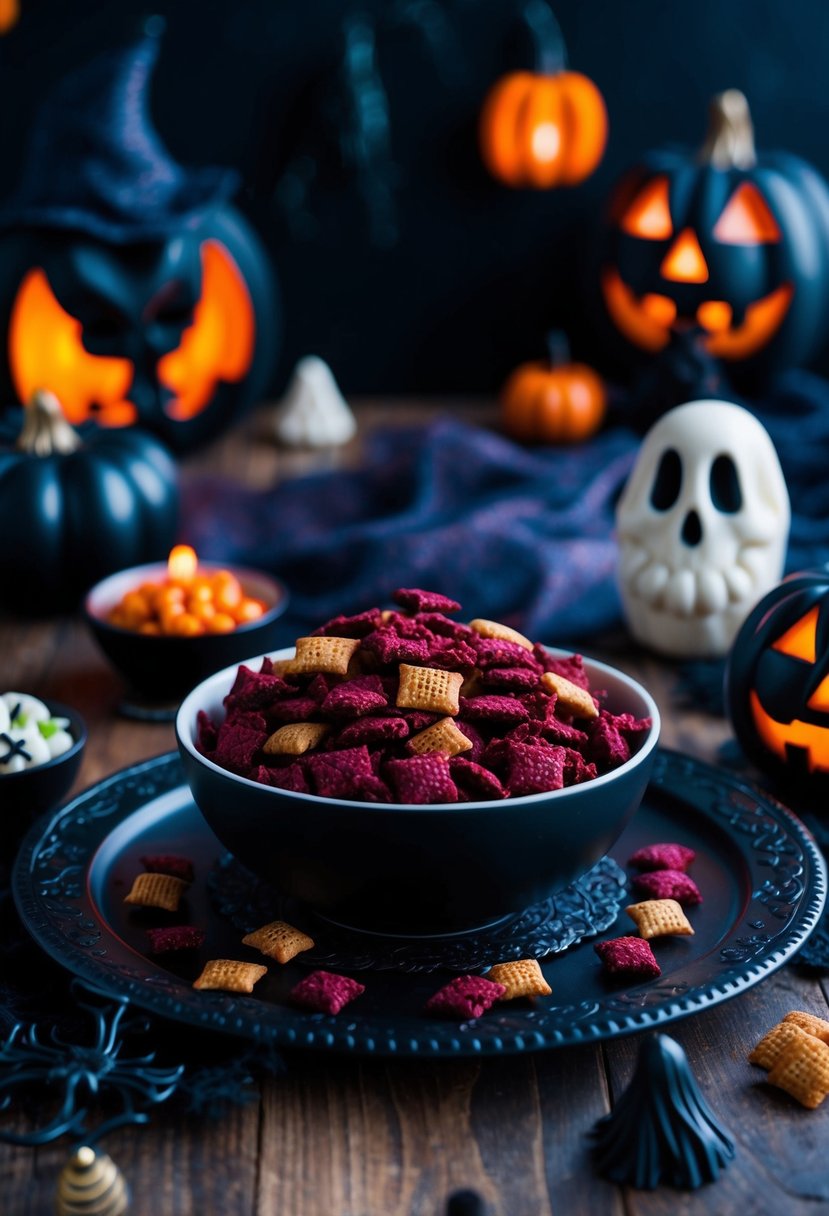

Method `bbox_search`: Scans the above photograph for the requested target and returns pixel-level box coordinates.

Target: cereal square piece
[363,629,432,664]
[321,675,388,717]
[336,715,410,747]
[306,746,379,800]
[393,588,461,614]
[146,925,206,954]
[628,843,696,873]
[214,716,269,775]
[625,899,694,939]
[407,716,473,757]
[385,753,459,804]
[783,1011,829,1044]
[425,975,506,1019]
[124,872,189,913]
[396,663,464,715]
[767,1033,829,1108]
[193,959,267,993]
[283,636,361,676]
[474,638,540,671]
[500,739,566,797]
[594,936,661,979]
[487,958,551,1000]
[289,969,365,1014]
[459,695,530,724]
[749,1021,811,1070]
[469,618,534,651]
[632,870,702,906]
[242,919,315,964]
[260,761,310,793]
[449,756,507,801]
[541,671,599,720]
[140,854,194,882]
[263,721,330,756]
[481,665,539,690]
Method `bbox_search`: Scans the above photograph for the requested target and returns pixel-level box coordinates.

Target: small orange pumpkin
[501,333,607,443]
[479,2,607,189]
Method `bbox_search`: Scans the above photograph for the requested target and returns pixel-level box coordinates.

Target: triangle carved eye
[713,183,781,244]
[772,606,818,663]
[620,177,673,240]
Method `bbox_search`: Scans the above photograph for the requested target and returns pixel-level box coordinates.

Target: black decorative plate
[13,750,827,1057]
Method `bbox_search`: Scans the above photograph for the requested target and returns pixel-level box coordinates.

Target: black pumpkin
[726,566,829,794]
[0,391,179,612]
[596,90,829,386]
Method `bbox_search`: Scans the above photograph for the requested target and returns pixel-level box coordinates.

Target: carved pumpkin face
[0,205,277,451]
[597,92,829,384]
[726,569,829,792]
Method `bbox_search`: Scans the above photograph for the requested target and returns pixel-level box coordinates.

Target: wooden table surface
[2,402,829,1216]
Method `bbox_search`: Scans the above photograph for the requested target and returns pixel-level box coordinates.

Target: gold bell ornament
[55,1145,129,1215]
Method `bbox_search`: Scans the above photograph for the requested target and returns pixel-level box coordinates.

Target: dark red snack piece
[140,854,194,882]
[499,739,566,797]
[450,757,508,800]
[424,975,506,1019]
[594,936,661,978]
[257,762,310,793]
[196,709,218,755]
[214,715,268,775]
[587,712,632,771]
[455,719,485,761]
[532,646,591,689]
[474,638,540,671]
[306,746,377,800]
[385,753,459,804]
[393,588,461,614]
[289,969,365,1015]
[632,870,702,905]
[311,608,383,637]
[146,925,206,954]
[401,710,440,732]
[481,666,539,690]
[321,674,388,718]
[459,695,530,724]
[562,748,598,786]
[628,843,696,873]
[426,637,479,669]
[362,629,432,665]
[335,715,410,747]
[268,696,320,724]
[224,670,295,713]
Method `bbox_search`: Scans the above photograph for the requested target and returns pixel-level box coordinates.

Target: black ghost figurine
[592,1032,735,1190]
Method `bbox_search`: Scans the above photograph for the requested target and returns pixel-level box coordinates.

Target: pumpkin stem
[699,89,756,170]
[522,0,567,75]
[17,390,81,457]
[545,329,571,367]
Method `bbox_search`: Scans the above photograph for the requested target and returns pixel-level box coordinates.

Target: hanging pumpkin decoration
[597,89,829,385]
[479,0,607,189]
[500,331,606,442]
[725,566,829,794]
[0,24,277,452]
[0,390,179,612]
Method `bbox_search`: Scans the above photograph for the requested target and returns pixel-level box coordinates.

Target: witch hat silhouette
[0,16,237,242]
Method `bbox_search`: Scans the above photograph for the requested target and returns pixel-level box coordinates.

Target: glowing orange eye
[620,177,673,239]
[713,182,781,244]
[660,229,709,284]
[772,606,819,663]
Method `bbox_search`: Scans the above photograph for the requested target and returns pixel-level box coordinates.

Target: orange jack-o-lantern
[597,90,829,384]
[726,568,829,793]
[479,1,607,189]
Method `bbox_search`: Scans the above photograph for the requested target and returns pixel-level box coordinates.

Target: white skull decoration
[616,399,790,658]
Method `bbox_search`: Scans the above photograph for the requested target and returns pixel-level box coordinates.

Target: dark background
[1,0,827,394]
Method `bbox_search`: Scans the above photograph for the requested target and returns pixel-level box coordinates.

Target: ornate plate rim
[12,749,828,1057]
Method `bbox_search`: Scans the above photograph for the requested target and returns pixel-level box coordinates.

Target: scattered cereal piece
[487,958,551,1000]
[625,899,694,939]
[749,1021,811,1071]
[242,919,315,963]
[193,959,268,993]
[407,716,473,757]
[140,854,195,882]
[283,635,361,676]
[632,870,702,906]
[541,671,599,720]
[783,1011,829,1044]
[146,925,206,954]
[594,936,661,979]
[263,721,330,756]
[386,753,459,804]
[393,588,461,614]
[627,843,696,873]
[396,664,464,716]
[767,1032,829,1108]
[289,969,365,1014]
[469,618,534,651]
[124,872,189,913]
[425,975,506,1019]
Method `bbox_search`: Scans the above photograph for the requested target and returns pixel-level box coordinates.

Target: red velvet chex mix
[288,970,365,1015]
[140,854,195,882]
[628,842,696,872]
[146,925,205,954]
[594,936,661,979]
[632,869,703,905]
[195,591,652,804]
[425,975,506,1019]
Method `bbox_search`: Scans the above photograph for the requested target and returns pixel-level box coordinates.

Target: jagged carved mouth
[601,268,793,360]
[750,689,829,774]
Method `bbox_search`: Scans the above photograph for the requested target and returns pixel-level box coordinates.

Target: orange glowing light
[620,176,673,240]
[705,283,793,360]
[772,606,819,663]
[168,545,199,584]
[641,293,678,327]
[697,300,733,333]
[749,689,829,774]
[713,183,781,244]
[600,268,671,352]
[808,675,829,714]
[660,229,709,283]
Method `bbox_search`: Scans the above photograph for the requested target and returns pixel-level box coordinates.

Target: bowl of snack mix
[84,552,289,703]
[0,693,86,854]
[176,589,660,934]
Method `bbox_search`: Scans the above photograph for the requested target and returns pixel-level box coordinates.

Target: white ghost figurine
[616,399,790,658]
[274,356,357,448]
[0,691,74,771]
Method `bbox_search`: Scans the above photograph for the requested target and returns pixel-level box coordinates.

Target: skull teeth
[624,555,755,616]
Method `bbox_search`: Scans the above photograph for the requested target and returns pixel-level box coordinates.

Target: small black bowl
[84,562,289,709]
[0,700,87,858]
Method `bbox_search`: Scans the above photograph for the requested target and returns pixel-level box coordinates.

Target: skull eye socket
[710,454,742,513]
[650,447,682,511]
[772,606,818,663]
[712,182,781,245]
[620,177,673,240]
